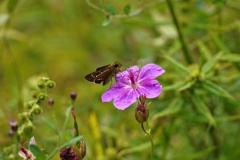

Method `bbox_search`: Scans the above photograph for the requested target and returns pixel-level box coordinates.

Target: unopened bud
[26,101,35,109]
[70,92,77,101]
[41,77,50,82]
[135,106,149,123]
[60,146,79,160]
[31,91,39,99]
[135,95,149,123]
[33,104,42,115]
[47,80,56,88]
[37,80,45,89]
[37,92,46,101]
[48,98,54,106]
[30,136,36,145]
[79,140,86,159]
[8,130,14,137]
[18,112,29,123]
[71,107,76,120]
[25,121,34,133]
[9,119,18,131]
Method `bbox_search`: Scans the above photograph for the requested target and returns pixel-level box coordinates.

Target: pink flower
[101,63,165,110]
[18,137,36,160]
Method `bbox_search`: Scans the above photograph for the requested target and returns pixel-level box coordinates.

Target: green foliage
[29,145,46,160]
[0,0,240,159]
[60,136,83,149]
[7,0,19,13]
[123,4,131,15]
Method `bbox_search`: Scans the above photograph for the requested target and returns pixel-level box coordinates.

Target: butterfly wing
[85,61,122,85]
[85,64,112,85]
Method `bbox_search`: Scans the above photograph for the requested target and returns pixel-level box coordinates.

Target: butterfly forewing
[85,61,122,85]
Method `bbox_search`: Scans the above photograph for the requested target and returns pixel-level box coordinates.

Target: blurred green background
[0,0,240,159]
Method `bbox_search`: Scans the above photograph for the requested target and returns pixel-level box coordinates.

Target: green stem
[85,0,106,14]
[217,6,222,40]
[141,123,153,160]
[72,106,80,148]
[166,0,193,64]
[47,106,72,159]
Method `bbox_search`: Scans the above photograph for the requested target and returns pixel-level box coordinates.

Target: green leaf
[102,17,111,27]
[60,136,83,148]
[65,106,72,117]
[191,93,215,126]
[58,106,72,141]
[219,54,240,62]
[118,140,154,157]
[7,0,19,13]
[211,34,230,54]
[123,4,131,15]
[106,5,117,15]
[164,55,190,76]
[43,118,59,135]
[29,145,47,160]
[201,52,223,75]
[152,98,183,120]
[198,41,212,60]
[163,81,185,91]
[201,80,235,100]
[178,80,196,92]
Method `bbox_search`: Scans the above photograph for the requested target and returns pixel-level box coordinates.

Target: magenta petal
[138,64,165,81]
[113,88,139,110]
[138,79,162,98]
[116,66,139,83]
[101,84,125,102]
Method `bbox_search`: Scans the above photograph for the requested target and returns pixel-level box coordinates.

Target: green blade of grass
[201,80,235,100]
[152,97,183,121]
[191,93,215,126]
[60,136,83,148]
[164,55,190,76]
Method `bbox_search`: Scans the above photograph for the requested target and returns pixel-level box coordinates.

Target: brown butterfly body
[85,61,122,85]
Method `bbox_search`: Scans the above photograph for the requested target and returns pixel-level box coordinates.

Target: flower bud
[37,80,45,89]
[9,119,18,131]
[37,92,46,101]
[41,77,49,82]
[72,129,76,136]
[18,142,36,160]
[60,146,79,160]
[33,104,42,115]
[135,106,149,123]
[18,112,29,123]
[135,95,149,123]
[71,107,76,120]
[47,80,56,88]
[79,140,86,159]
[24,121,34,133]
[25,101,35,109]
[31,91,39,99]
[48,98,54,106]
[8,130,14,137]
[30,136,36,145]
[70,92,77,101]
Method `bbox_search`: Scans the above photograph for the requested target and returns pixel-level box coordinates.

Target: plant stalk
[166,0,193,64]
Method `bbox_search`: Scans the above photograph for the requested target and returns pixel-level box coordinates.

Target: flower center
[128,69,138,89]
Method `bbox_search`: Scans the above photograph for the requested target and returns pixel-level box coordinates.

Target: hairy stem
[141,122,154,160]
